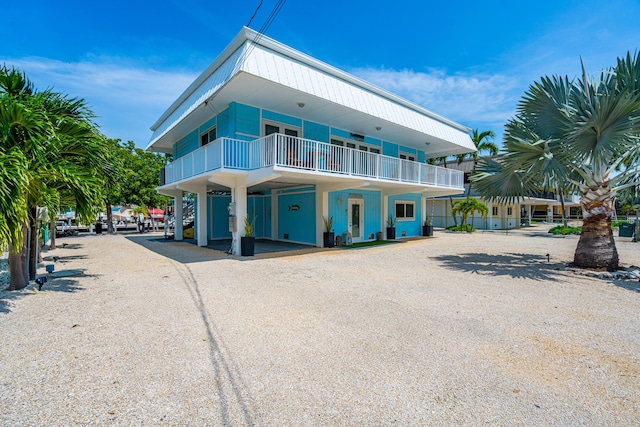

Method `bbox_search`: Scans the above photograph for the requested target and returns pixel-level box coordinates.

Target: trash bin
[95,222,103,234]
[619,222,634,237]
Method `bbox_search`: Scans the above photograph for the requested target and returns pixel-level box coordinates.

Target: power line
[247,0,263,28]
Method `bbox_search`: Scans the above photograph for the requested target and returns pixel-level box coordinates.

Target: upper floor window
[395,201,415,221]
[265,122,299,137]
[332,138,380,153]
[200,127,217,146]
[507,207,513,216]
[399,153,416,161]
[492,206,498,216]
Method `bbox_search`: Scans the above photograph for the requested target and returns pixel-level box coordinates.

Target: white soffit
[241,45,473,150]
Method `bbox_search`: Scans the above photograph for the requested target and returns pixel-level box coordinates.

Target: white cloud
[1,56,197,147]
[350,66,520,128]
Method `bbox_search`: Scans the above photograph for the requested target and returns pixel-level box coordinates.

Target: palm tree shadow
[432,252,569,281]
[1,273,89,314]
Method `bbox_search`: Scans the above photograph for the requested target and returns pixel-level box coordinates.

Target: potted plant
[386,215,397,240]
[422,216,434,237]
[241,215,256,256]
[323,216,335,248]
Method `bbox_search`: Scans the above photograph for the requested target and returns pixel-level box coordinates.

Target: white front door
[348,199,364,243]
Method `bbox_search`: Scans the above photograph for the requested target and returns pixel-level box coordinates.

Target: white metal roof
[147,27,475,156]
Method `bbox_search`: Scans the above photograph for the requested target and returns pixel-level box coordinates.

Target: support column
[231,185,248,256]
[316,185,330,247]
[165,190,184,241]
[196,186,208,247]
[382,193,389,233]
[177,184,208,245]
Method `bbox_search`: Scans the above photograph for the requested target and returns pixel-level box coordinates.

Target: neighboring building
[428,159,580,230]
[147,27,475,255]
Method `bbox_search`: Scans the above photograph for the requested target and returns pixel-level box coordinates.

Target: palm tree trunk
[573,184,619,270]
[449,196,458,226]
[50,219,57,250]
[28,207,38,280]
[9,225,29,290]
[106,202,114,233]
[558,186,568,227]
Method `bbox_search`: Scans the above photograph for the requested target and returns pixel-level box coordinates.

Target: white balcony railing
[162,133,463,189]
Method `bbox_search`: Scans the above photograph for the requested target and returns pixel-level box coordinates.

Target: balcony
[162,134,463,189]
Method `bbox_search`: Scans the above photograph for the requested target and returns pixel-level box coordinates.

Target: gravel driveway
[1,226,639,426]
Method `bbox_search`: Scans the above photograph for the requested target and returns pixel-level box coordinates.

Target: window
[395,201,415,220]
[332,138,380,153]
[507,207,513,216]
[264,123,299,137]
[399,153,416,161]
[492,206,498,216]
[200,127,217,146]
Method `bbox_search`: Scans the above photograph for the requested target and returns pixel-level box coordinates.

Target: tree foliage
[471,52,640,269]
[1,65,109,288]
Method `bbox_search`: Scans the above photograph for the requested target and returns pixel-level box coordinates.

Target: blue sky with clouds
[3,0,640,149]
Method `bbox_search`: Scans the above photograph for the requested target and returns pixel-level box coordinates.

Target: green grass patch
[611,220,631,228]
[549,225,582,235]
[446,224,476,232]
[343,240,399,249]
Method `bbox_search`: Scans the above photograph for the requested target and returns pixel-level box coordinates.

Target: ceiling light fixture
[297,102,305,108]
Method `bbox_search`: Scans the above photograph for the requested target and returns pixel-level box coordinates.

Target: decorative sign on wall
[348,193,363,199]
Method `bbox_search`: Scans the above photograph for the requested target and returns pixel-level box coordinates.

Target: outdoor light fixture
[425,142,431,146]
[297,102,305,108]
[376,126,381,131]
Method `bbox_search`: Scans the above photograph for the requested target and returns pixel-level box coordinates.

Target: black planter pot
[422,225,434,237]
[386,227,396,240]
[241,236,255,256]
[323,232,335,248]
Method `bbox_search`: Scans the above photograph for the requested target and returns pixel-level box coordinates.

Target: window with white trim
[399,152,416,161]
[200,127,217,146]
[507,207,513,216]
[331,138,380,153]
[492,206,498,216]
[395,201,415,220]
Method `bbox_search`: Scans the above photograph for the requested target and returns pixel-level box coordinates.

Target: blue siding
[363,136,382,146]
[278,192,315,244]
[208,196,232,239]
[263,110,302,128]
[175,130,199,159]
[218,108,230,137]
[418,150,426,163]
[399,145,417,155]
[382,141,398,157]
[389,193,423,237]
[247,195,271,238]
[233,103,260,137]
[304,121,330,142]
[200,117,217,133]
[328,189,381,240]
[331,128,351,139]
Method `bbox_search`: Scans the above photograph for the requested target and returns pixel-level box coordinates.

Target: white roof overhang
[147,27,475,157]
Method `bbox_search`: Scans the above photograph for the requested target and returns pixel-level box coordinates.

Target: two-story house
[147,27,476,255]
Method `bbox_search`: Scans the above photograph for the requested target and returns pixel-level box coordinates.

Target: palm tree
[472,52,640,270]
[451,197,489,231]
[0,66,108,289]
[457,129,498,196]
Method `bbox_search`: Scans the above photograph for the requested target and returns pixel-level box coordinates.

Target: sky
[2,0,640,150]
